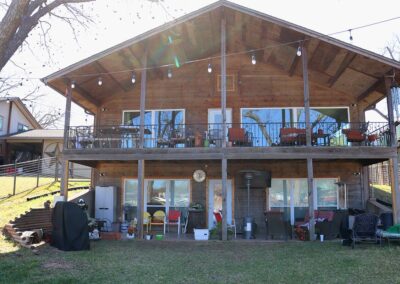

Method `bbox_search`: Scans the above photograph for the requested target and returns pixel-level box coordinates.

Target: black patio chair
[265,211,291,240]
[351,213,379,249]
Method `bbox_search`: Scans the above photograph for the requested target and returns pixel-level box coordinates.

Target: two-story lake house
[42,1,400,240]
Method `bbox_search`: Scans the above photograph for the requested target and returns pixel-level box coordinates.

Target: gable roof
[42,0,400,113]
[3,129,63,141]
[0,97,42,129]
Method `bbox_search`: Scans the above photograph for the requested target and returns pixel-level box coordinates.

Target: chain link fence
[0,157,91,199]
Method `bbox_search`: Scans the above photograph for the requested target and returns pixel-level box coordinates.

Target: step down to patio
[2,208,52,247]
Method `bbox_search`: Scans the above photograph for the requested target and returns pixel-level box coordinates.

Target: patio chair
[228,127,252,146]
[350,213,379,249]
[167,210,181,235]
[213,212,236,238]
[150,210,166,234]
[143,212,151,233]
[264,211,291,240]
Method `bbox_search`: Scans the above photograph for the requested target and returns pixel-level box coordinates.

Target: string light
[296,45,302,57]
[71,81,76,89]
[131,72,136,84]
[97,77,103,86]
[208,63,212,73]
[167,67,172,78]
[251,54,256,65]
[1,16,398,84]
[6,98,10,103]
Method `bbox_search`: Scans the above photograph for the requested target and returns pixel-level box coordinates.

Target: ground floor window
[123,178,190,221]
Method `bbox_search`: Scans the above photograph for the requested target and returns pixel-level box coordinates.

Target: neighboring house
[42,1,400,238]
[0,97,42,164]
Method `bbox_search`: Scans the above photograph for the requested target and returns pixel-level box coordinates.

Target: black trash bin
[380,212,393,230]
[242,216,256,239]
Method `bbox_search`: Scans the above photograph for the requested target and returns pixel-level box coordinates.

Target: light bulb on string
[131,72,136,84]
[98,77,103,86]
[349,29,353,41]
[296,46,302,57]
[251,54,256,65]
[208,63,212,73]
[167,67,172,79]
[71,81,76,89]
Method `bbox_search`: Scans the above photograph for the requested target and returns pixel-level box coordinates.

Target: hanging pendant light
[131,72,136,84]
[208,63,212,73]
[167,67,172,78]
[98,77,103,86]
[251,54,256,65]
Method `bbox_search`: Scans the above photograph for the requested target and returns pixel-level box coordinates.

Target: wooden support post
[139,48,147,149]
[137,159,145,239]
[60,84,72,201]
[60,159,69,200]
[385,76,397,147]
[221,158,228,241]
[55,156,59,182]
[220,13,228,241]
[389,158,400,224]
[13,160,17,196]
[36,158,40,188]
[385,77,400,223]
[137,50,147,239]
[221,16,227,149]
[307,158,315,240]
[361,166,370,209]
[301,44,312,146]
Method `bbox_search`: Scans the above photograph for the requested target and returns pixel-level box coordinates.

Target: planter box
[194,229,209,240]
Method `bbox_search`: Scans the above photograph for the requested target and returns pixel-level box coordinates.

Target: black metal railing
[66,122,391,150]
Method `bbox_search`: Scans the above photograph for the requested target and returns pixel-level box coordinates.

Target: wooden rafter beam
[94,61,130,92]
[356,78,384,102]
[328,53,356,87]
[129,44,164,80]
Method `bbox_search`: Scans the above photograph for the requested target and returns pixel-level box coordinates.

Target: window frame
[17,123,29,132]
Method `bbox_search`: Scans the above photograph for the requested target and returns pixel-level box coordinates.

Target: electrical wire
[0,14,399,83]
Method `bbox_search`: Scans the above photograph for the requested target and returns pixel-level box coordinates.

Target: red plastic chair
[167,210,181,235]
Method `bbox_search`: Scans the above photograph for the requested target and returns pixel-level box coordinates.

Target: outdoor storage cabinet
[95,186,117,225]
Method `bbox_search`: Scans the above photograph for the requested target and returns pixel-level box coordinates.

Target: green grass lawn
[1,239,400,283]
[0,176,57,198]
[0,181,89,230]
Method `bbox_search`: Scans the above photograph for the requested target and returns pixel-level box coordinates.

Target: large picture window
[123,109,185,147]
[241,107,349,146]
[316,178,338,208]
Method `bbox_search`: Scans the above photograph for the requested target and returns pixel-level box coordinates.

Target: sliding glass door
[123,178,190,222]
[269,178,339,225]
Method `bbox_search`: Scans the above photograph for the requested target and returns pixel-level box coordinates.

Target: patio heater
[239,170,267,239]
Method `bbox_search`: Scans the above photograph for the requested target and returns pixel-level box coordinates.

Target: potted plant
[209,222,234,240]
[126,226,135,239]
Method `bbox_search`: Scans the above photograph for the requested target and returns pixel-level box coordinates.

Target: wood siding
[96,55,359,127]
[95,160,364,222]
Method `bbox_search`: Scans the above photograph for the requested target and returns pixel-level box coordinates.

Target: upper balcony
[66,121,391,151]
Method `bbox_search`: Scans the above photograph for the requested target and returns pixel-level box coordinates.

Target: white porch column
[60,84,72,200]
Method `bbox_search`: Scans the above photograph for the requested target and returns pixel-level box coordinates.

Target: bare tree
[384,34,400,61]
[0,0,97,73]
